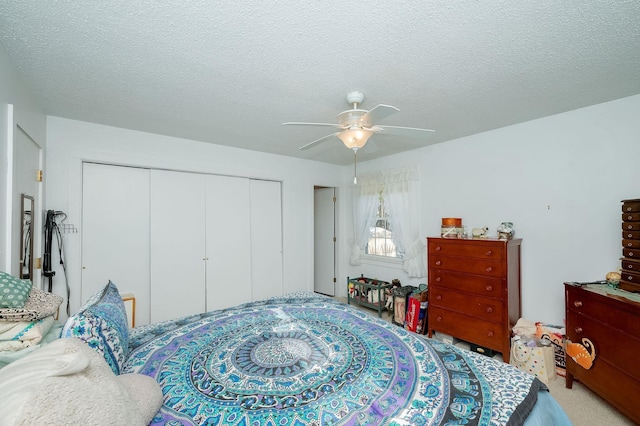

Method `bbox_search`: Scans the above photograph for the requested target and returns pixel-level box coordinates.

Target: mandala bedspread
[123,293,543,425]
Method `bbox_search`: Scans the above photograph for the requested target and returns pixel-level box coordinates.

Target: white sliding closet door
[205,175,251,311]
[82,163,150,325]
[250,179,283,301]
[150,170,206,323]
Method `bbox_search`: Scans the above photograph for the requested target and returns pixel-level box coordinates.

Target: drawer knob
[485,266,493,272]
[485,285,493,292]
[627,215,634,220]
[487,331,494,337]
[628,224,634,229]
[573,300,582,308]
[628,264,634,270]
[630,252,635,257]
[436,316,442,322]
[436,295,442,301]
[435,277,441,282]
[575,327,583,334]
[628,233,634,238]
[485,250,493,256]
[435,260,442,266]
[628,242,634,247]
[435,246,441,251]
[486,307,493,313]
[627,206,633,212]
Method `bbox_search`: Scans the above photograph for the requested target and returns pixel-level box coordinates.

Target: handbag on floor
[509,337,556,384]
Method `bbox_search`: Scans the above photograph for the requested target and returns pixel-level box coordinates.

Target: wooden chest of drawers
[565,283,640,423]
[426,237,522,362]
[621,199,640,293]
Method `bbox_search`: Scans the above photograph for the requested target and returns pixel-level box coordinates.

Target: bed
[0,281,571,425]
[122,291,569,425]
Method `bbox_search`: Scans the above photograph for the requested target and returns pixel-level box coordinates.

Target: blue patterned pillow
[0,271,32,308]
[61,281,129,374]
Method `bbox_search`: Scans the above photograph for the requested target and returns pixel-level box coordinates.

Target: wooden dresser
[426,237,522,363]
[564,282,640,423]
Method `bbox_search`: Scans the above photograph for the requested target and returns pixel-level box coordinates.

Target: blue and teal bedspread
[123,292,557,425]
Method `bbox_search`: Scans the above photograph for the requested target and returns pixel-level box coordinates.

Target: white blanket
[0,316,55,351]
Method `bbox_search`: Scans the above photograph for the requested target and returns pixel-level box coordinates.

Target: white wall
[45,117,348,316]
[0,43,46,275]
[348,94,640,325]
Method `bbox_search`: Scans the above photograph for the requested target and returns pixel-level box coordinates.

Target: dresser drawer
[428,307,503,349]
[623,213,640,222]
[566,286,640,337]
[623,230,640,240]
[429,256,503,278]
[623,222,640,231]
[429,285,503,323]
[566,355,640,423]
[623,248,640,259]
[566,310,640,379]
[621,258,640,274]
[428,240,504,260]
[623,239,640,249]
[429,270,503,299]
[620,270,640,285]
[622,200,640,213]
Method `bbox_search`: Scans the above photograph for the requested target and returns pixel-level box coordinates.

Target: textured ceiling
[1,1,639,165]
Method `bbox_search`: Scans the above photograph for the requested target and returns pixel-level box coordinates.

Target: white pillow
[0,338,162,425]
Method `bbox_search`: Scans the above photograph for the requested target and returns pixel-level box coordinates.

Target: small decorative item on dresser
[497,222,515,240]
[441,217,463,238]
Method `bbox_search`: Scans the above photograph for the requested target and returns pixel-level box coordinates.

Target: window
[365,192,403,259]
[350,166,425,277]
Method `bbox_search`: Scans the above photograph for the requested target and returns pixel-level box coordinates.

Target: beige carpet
[338,297,635,425]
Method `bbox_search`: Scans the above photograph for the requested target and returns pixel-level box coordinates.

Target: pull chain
[353,150,358,184]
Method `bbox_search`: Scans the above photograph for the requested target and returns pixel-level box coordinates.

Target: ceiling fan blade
[361,104,399,125]
[283,121,344,129]
[299,132,339,150]
[377,125,435,138]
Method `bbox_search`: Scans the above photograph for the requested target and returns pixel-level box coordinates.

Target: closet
[81,163,283,325]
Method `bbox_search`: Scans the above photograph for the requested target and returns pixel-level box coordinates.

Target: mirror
[20,194,34,280]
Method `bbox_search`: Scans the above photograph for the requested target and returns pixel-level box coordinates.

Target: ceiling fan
[283,90,435,152]
[283,90,435,183]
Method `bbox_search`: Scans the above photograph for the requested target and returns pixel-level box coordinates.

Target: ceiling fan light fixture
[337,127,372,151]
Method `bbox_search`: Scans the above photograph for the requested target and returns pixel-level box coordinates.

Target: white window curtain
[350,166,426,277]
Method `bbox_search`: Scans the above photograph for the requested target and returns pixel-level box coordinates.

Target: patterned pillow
[0,288,63,322]
[61,281,129,375]
[0,271,32,308]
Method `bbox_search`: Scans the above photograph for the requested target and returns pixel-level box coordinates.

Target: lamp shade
[337,127,373,150]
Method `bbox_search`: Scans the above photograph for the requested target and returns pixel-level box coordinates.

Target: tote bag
[509,338,556,384]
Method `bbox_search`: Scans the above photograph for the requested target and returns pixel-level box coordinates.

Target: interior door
[150,169,206,323]
[82,163,150,325]
[314,187,337,296]
[249,179,283,301]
